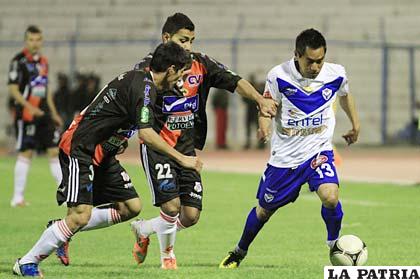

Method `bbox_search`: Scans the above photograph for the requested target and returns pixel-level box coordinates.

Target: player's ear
[294,50,299,59]
[162,33,171,43]
[167,65,176,74]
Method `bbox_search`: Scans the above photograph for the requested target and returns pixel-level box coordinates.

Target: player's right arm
[8,59,44,117]
[133,77,202,173]
[138,128,203,173]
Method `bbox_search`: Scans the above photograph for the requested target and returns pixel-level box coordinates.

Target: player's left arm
[47,88,64,128]
[338,92,360,145]
[235,79,278,118]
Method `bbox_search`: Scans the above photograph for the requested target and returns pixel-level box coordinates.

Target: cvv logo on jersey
[187,74,203,87]
[163,95,199,113]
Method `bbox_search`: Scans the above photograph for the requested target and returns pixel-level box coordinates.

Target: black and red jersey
[135,52,242,151]
[8,48,50,122]
[59,70,156,165]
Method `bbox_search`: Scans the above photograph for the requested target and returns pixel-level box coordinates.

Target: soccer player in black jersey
[13,42,202,277]
[8,25,63,207]
[129,13,278,269]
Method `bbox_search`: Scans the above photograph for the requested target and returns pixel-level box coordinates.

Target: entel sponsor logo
[187,74,203,86]
[310,155,328,169]
[287,114,324,127]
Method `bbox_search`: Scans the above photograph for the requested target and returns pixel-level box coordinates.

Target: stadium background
[0,1,419,277]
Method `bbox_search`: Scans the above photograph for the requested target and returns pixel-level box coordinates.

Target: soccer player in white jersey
[220,28,360,268]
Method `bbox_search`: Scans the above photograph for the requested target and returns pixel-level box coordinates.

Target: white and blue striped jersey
[264,58,349,168]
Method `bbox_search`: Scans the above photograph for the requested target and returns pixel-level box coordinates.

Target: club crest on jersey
[310,155,328,169]
[264,193,274,203]
[322,88,333,100]
[163,95,199,113]
[187,74,203,87]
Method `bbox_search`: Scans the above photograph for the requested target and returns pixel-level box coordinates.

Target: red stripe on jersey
[59,114,84,155]
[159,125,181,147]
[182,60,207,97]
[92,144,105,166]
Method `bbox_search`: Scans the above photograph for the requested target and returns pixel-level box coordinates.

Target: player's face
[25,32,43,55]
[163,29,195,52]
[296,46,325,79]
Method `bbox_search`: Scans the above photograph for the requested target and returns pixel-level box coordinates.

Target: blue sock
[321,201,343,241]
[237,207,266,251]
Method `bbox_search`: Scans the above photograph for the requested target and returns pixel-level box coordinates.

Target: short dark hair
[161,13,195,35]
[295,28,327,57]
[25,25,42,38]
[150,42,192,73]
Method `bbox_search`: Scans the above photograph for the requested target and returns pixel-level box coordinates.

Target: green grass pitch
[1,157,419,278]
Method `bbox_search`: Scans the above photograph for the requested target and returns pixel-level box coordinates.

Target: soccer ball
[330,235,368,266]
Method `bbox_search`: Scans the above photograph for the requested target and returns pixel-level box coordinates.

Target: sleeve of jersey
[337,67,350,96]
[203,54,242,92]
[8,58,21,85]
[135,82,155,129]
[263,70,280,102]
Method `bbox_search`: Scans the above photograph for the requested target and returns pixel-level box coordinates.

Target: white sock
[155,211,178,260]
[20,220,73,264]
[49,158,62,186]
[138,217,186,237]
[80,207,121,231]
[12,156,31,204]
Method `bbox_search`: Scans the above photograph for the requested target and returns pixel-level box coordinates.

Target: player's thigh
[178,167,203,211]
[307,150,339,206]
[256,164,307,211]
[56,150,95,206]
[92,156,139,207]
[140,144,179,207]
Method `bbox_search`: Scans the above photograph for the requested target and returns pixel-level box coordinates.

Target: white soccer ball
[330,235,368,266]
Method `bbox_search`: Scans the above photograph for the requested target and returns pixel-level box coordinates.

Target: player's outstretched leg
[47,219,71,266]
[220,207,267,268]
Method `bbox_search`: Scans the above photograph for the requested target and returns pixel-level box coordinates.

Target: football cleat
[161,258,177,270]
[131,219,150,265]
[13,259,43,277]
[10,200,29,208]
[46,219,70,266]
[219,251,245,268]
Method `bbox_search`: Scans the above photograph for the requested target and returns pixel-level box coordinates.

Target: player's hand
[342,127,360,145]
[52,113,64,128]
[257,98,278,117]
[179,155,203,173]
[27,104,45,118]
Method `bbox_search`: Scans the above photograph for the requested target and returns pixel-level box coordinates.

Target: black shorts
[140,144,203,210]
[15,116,60,152]
[57,150,138,206]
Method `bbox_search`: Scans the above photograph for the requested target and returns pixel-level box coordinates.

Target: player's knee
[68,211,91,229]
[115,199,142,221]
[161,199,181,217]
[256,206,273,222]
[322,195,339,209]
[180,211,200,228]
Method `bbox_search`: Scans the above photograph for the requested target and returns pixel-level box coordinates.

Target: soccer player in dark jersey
[129,13,278,269]
[8,25,63,207]
[12,42,202,277]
